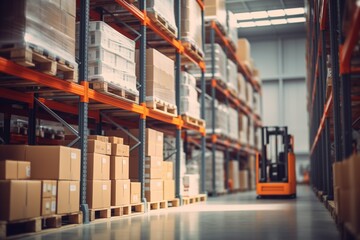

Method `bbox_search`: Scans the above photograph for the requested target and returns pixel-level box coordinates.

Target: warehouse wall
[249,35,309,182]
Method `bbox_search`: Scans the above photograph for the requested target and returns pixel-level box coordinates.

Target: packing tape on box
[102,184,107,190]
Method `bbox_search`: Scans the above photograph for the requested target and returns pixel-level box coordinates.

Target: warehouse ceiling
[226,0,306,38]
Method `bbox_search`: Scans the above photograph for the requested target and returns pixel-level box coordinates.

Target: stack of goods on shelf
[204,0,227,33]
[228,107,239,141]
[77,21,138,100]
[0,145,81,219]
[248,120,255,148]
[181,0,204,58]
[205,150,225,193]
[237,74,247,102]
[183,150,202,197]
[227,59,238,96]
[239,169,249,191]
[86,135,111,210]
[226,11,238,51]
[0,1,78,81]
[246,81,254,109]
[248,155,256,190]
[237,38,253,72]
[205,100,229,137]
[162,161,175,201]
[180,71,201,119]
[239,114,248,144]
[146,0,178,37]
[137,49,176,115]
[228,160,239,191]
[254,89,261,117]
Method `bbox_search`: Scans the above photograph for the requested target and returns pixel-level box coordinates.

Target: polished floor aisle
[23,185,339,240]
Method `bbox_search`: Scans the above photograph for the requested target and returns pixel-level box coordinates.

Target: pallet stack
[205,150,225,194]
[228,160,239,191]
[77,21,138,101]
[180,71,201,120]
[162,161,175,201]
[239,170,249,191]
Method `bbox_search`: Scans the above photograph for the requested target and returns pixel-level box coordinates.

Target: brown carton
[61,0,76,17]
[131,182,141,204]
[88,135,109,142]
[87,180,111,209]
[130,156,163,179]
[0,160,17,180]
[17,161,31,179]
[42,197,57,216]
[108,136,124,144]
[162,161,173,180]
[111,179,130,206]
[163,180,175,201]
[87,153,110,180]
[239,170,249,191]
[57,180,80,214]
[129,129,163,157]
[0,145,28,161]
[26,146,80,180]
[338,189,351,224]
[110,156,129,180]
[42,180,57,198]
[111,144,130,157]
[349,155,360,233]
[88,140,107,155]
[0,180,41,221]
[145,179,163,202]
[236,38,251,62]
[106,142,112,155]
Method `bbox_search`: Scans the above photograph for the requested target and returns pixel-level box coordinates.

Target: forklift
[256,126,296,199]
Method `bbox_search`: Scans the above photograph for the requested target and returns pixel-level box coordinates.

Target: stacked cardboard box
[239,114,248,144]
[0,0,77,70]
[162,161,175,200]
[204,0,227,33]
[349,155,360,234]
[333,160,351,225]
[205,100,229,137]
[228,107,239,141]
[183,174,200,197]
[227,59,238,95]
[180,71,200,119]
[205,151,225,193]
[237,74,247,102]
[77,21,137,96]
[228,161,239,190]
[239,170,249,191]
[136,48,175,106]
[86,135,111,209]
[181,0,203,56]
[248,155,256,190]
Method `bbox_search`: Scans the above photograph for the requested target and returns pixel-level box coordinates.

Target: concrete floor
[22,185,339,240]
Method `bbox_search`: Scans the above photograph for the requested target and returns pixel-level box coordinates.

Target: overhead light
[235,12,253,21]
[267,9,285,17]
[255,20,271,26]
[285,7,305,15]
[250,11,268,19]
[271,19,287,25]
[238,21,256,28]
[287,17,306,23]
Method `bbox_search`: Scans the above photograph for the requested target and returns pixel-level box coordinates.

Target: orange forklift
[256,126,296,199]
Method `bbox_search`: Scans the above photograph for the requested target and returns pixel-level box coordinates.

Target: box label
[71,152,77,160]
[102,184,107,190]
[102,157,107,164]
[70,184,77,192]
[26,166,31,177]
[52,186,57,196]
[122,159,126,165]
[51,201,56,212]
[124,184,128,190]
[43,183,48,193]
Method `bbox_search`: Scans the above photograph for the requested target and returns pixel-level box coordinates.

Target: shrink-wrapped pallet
[180,71,200,119]
[227,59,238,95]
[146,0,178,36]
[205,151,225,193]
[226,11,238,50]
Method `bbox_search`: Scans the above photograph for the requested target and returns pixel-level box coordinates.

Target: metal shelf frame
[308,0,359,200]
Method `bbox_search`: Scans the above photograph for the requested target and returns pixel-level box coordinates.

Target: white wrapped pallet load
[247,82,253,108]
[228,107,239,141]
[146,0,178,36]
[226,11,238,50]
[239,114,248,144]
[205,100,229,137]
[180,71,200,119]
[227,59,238,95]
[204,151,225,193]
[181,0,203,57]
[238,74,247,102]
[229,160,239,190]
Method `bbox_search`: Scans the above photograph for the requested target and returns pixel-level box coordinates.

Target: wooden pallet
[147,11,178,39]
[89,208,111,222]
[90,81,139,103]
[166,198,180,208]
[147,200,167,210]
[182,194,207,205]
[110,203,144,217]
[0,43,77,82]
[182,41,204,62]
[182,114,206,128]
[0,217,42,238]
[42,211,83,229]
[146,97,177,116]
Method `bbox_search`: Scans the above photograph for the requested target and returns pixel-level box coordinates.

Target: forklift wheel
[290,194,297,199]
[256,195,262,199]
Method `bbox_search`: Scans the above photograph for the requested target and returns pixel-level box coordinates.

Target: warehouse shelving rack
[307,0,360,201]
[204,20,262,195]
[0,0,207,223]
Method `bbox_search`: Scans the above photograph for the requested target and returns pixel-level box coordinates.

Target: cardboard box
[0,160,17,179]
[163,180,175,200]
[129,129,163,157]
[61,0,76,17]
[42,197,57,216]
[17,161,31,179]
[0,145,28,161]
[131,182,141,204]
[229,161,239,190]
[26,146,80,180]
[162,161,173,180]
[111,179,130,206]
[239,170,249,191]
[145,179,163,202]
[111,144,130,157]
[338,189,351,224]
[236,38,251,62]
[87,153,110,180]
[130,156,163,179]
[106,142,112,155]
[349,155,360,233]
[110,156,129,180]
[183,174,199,197]
[88,140,107,155]
[0,180,41,221]
[57,180,80,214]
[88,135,109,142]
[87,180,111,209]
[42,180,57,198]
[108,136,124,144]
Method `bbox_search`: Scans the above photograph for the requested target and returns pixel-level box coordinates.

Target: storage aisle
[21,185,339,240]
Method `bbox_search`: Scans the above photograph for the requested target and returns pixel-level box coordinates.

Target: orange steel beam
[196,0,204,10]
[0,58,85,97]
[320,0,328,30]
[310,93,333,155]
[147,109,181,126]
[340,7,360,74]
[0,87,33,105]
[351,67,360,73]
